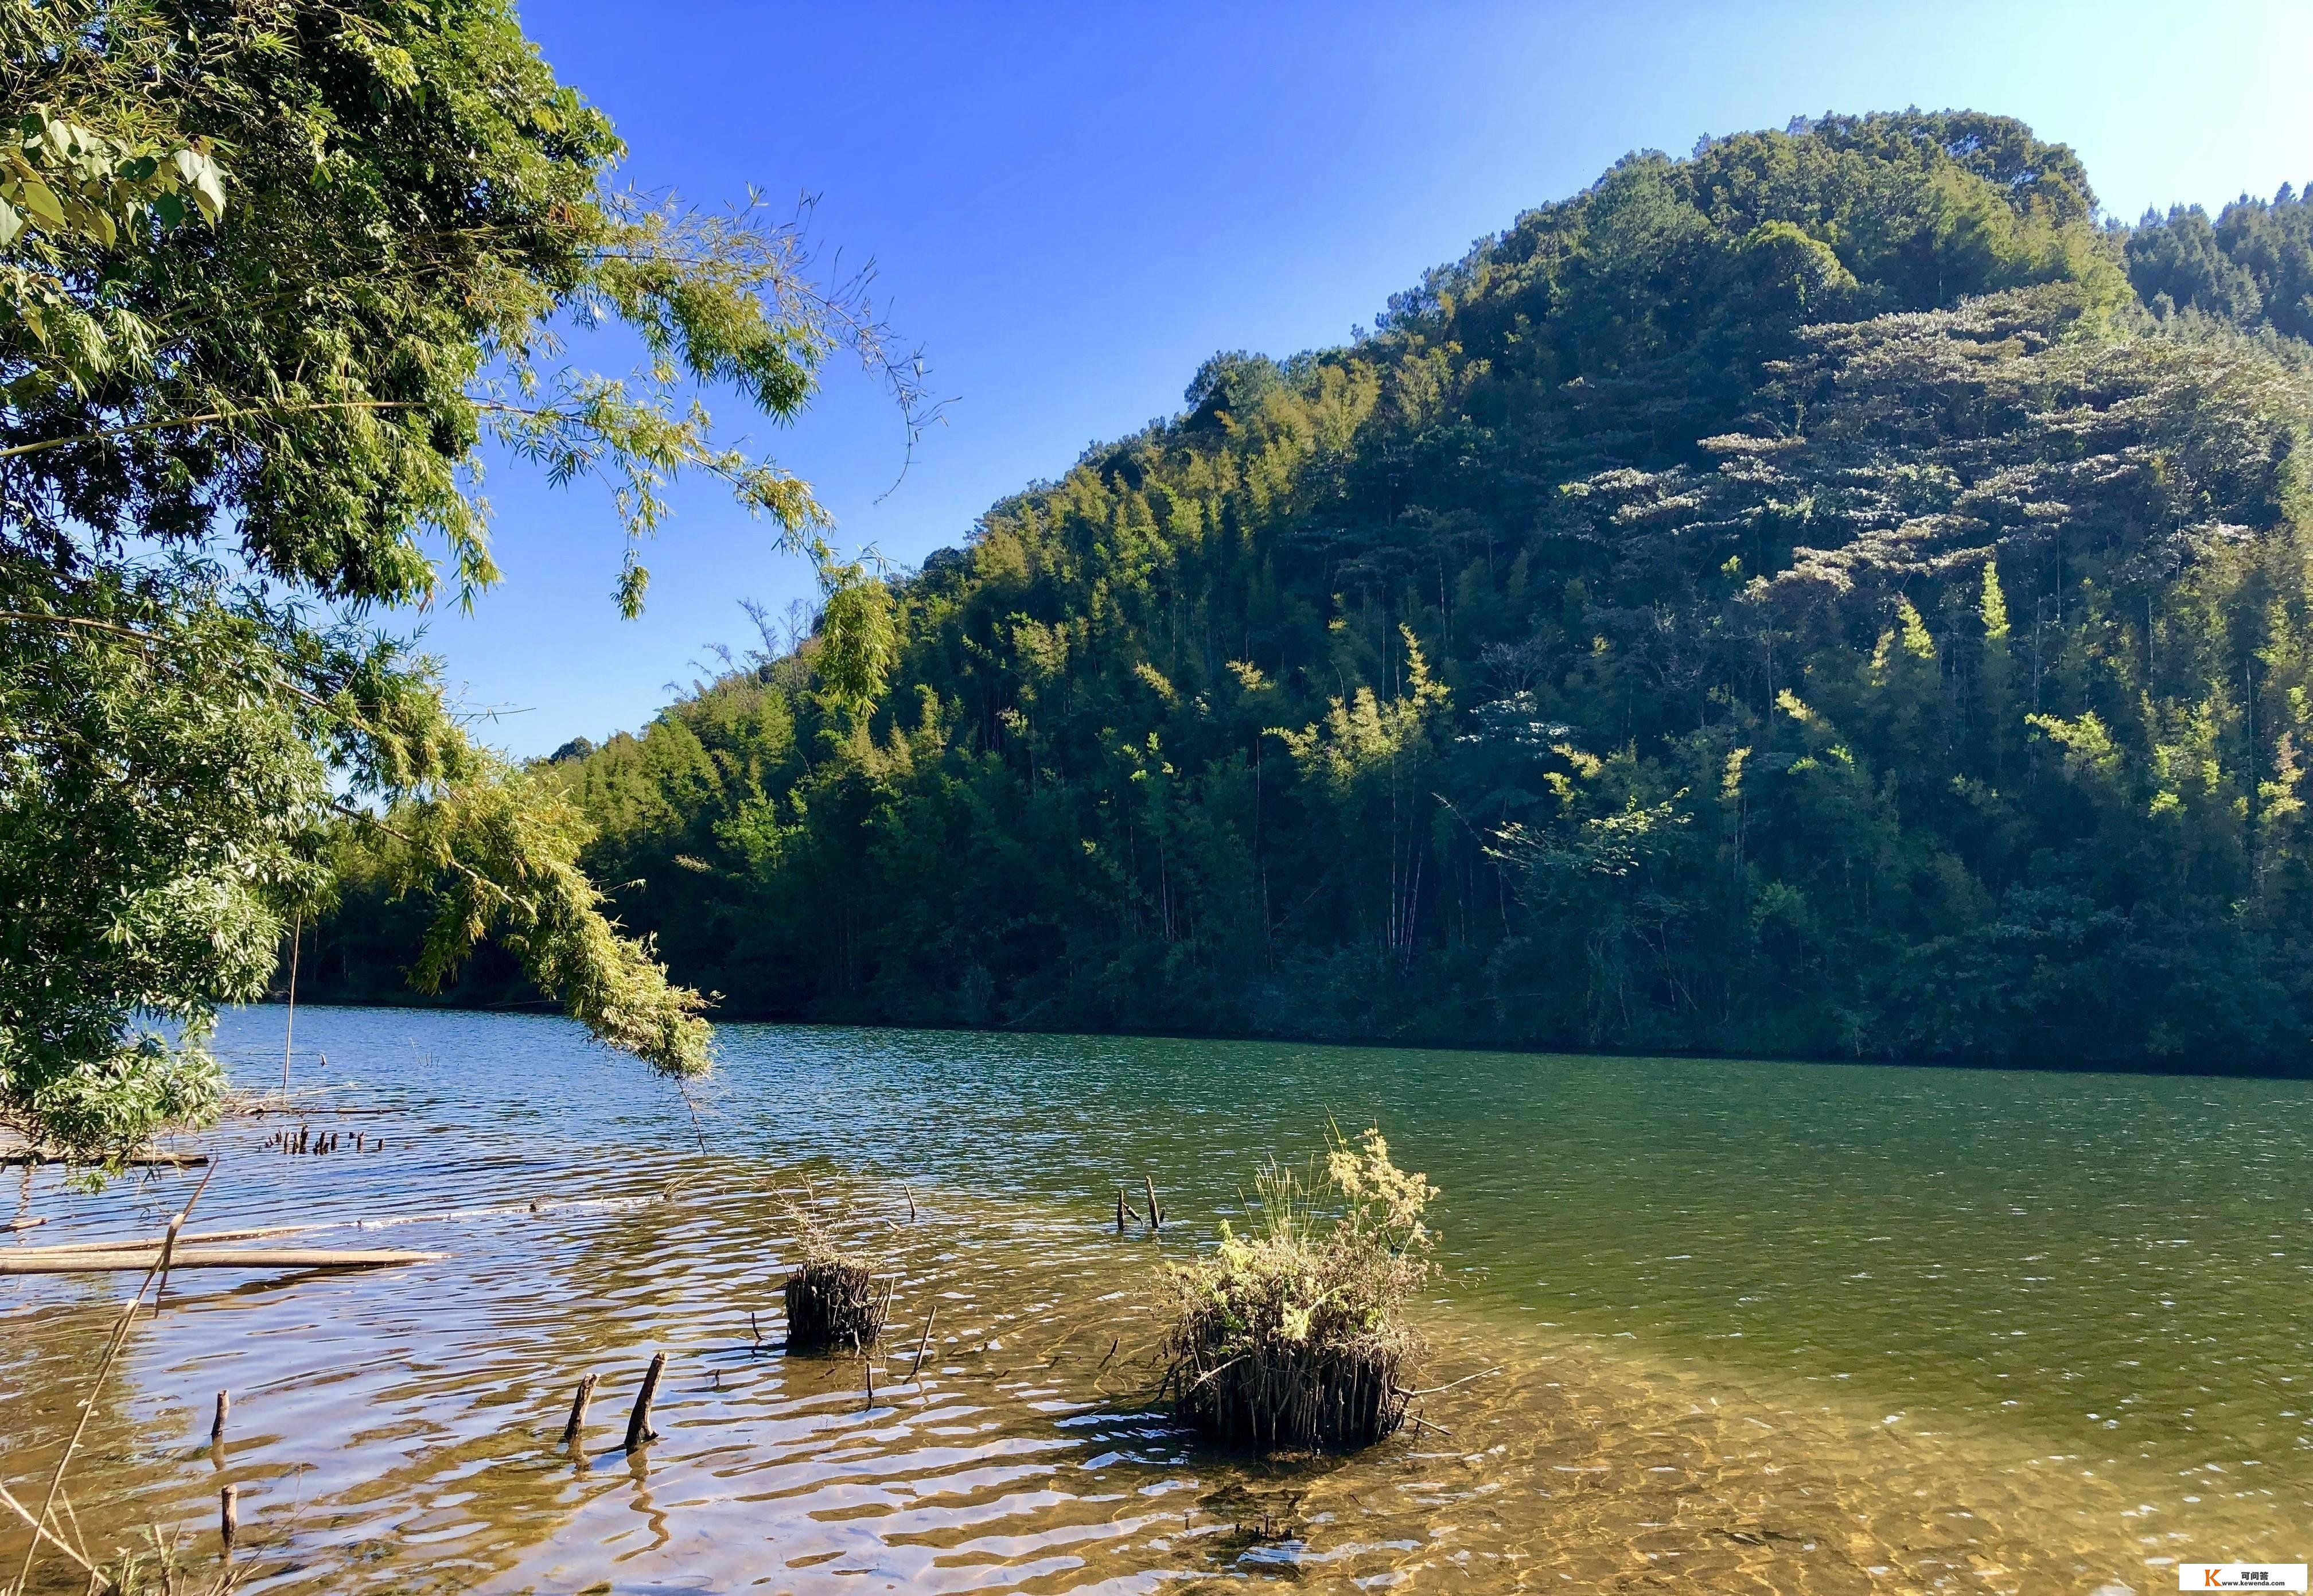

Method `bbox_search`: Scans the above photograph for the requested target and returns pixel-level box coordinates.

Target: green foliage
[0,0,917,1161]
[1,578,322,1158]
[325,114,2313,1072]
[2128,186,2313,343]
[1175,1127,1437,1354]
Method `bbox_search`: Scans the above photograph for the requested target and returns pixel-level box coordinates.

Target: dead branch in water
[10,1161,216,1594]
[19,1225,325,1254]
[1,1152,208,1168]
[0,1247,442,1275]
[18,1196,662,1260]
[624,1352,666,1452]
[908,1306,939,1385]
[0,1480,97,1582]
[561,1374,598,1447]
[1393,1368,1501,1399]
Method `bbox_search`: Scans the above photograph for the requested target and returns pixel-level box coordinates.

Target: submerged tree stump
[1170,1329,1412,1452]
[782,1259,884,1353]
[1159,1126,1438,1455]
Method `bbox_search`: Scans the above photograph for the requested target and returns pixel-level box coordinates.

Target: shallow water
[3,1009,2310,1592]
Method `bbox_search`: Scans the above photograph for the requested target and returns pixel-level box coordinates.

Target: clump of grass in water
[1163,1126,1438,1452]
[780,1193,886,1353]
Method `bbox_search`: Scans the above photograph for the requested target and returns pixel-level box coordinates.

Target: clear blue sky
[433,0,2313,758]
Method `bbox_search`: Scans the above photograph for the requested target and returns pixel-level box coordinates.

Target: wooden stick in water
[281,908,299,1098]
[210,1391,229,1450]
[150,1212,185,1315]
[908,1306,939,1384]
[23,1224,366,1254]
[11,1161,215,1595]
[623,1352,665,1452]
[3,1214,42,1232]
[1144,1174,1162,1231]
[561,1373,597,1447]
[220,1482,237,1560]
[0,1247,443,1275]
[0,1153,208,1168]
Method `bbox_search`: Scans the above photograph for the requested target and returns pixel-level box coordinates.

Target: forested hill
[317,112,2313,1070]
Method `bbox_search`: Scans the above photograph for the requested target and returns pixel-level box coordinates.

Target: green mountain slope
[320,112,2313,1069]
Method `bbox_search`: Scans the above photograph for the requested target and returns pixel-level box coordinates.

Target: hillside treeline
[313,113,2313,1069]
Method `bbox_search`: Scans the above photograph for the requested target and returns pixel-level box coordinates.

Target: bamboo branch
[10,1160,215,1596]
[0,398,429,460]
[0,1247,442,1275]
[0,1483,95,1583]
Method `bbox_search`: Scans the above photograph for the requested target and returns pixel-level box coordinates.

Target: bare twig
[907,1306,938,1385]
[1392,1368,1501,1399]
[1,1247,442,1275]
[673,1078,708,1155]
[10,1160,216,1595]
[149,1212,185,1315]
[281,911,300,1097]
[0,1482,95,1583]
[1182,1356,1245,1394]
[560,1373,597,1447]
[623,1352,665,1453]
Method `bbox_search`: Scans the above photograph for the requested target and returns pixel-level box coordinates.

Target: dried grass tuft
[778,1193,886,1353]
[1163,1126,1438,1453]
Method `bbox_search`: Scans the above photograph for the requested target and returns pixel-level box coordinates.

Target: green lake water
[3,1009,2308,1592]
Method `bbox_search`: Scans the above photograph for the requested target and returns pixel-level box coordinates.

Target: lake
[3,1007,2309,1592]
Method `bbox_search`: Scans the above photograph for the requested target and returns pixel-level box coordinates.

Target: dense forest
[311,112,2313,1070]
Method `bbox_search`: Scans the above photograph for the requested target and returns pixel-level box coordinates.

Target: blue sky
[434,0,2313,757]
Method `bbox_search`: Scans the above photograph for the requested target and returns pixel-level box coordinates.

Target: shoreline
[232,996,2313,1085]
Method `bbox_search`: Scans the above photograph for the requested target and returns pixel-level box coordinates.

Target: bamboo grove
[314,114,2313,1071]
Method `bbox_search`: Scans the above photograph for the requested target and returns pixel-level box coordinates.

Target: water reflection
[2,1007,2307,1591]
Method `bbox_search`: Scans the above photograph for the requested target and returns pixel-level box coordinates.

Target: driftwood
[908,1306,939,1384]
[13,1161,215,1594]
[22,1225,314,1253]
[1,1153,208,1168]
[11,1196,656,1260]
[562,1373,597,1447]
[226,1094,398,1117]
[3,1214,44,1232]
[0,1246,442,1274]
[624,1352,665,1451]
